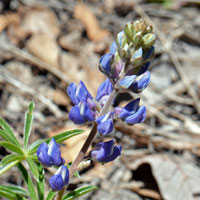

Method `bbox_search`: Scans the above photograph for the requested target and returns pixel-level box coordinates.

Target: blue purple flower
[90,139,122,163]
[130,71,150,93]
[67,81,93,105]
[49,165,69,191]
[99,54,113,77]
[37,138,65,167]
[117,98,146,125]
[69,101,95,124]
[96,79,113,102]
[96,112,114,135]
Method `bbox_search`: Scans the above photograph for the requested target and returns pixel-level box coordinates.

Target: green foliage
[62,185,98,200]
[0,102,95,200]
[23,102,34,148]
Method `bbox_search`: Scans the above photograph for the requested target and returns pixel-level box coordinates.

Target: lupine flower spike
[36,19,156,194]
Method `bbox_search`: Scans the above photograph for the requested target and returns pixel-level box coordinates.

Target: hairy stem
[56,88,117,200]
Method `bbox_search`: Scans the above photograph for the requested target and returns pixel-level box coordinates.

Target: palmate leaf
[62,185,97,200]
[27,129,84,154]
[23,102,34,148]
[0,118,21,147]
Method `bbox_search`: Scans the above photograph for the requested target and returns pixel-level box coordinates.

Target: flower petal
[91,140,122,163]
[100,145,122,163]
[125,106,146,125]
[49,174,64,191]
[130,71,151,93]
[99,54,113,75]
[96,79,113,101]
[67,83,79,105]
[48,138,64,167]
[110,41,117,54]
[118,75,136,89]
[118,98,140,119]
[79,101,94,122]
[97,119,113,135]
[37,143,53,166]
[69,105,86,124]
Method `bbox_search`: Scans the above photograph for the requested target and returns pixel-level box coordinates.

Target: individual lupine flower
[37,138,65,167]
[118,71,150,93]
[96,112,114,135]
[90,139,122,163]
[130,71,150,93]
[116,98,146,125]
[49,165,69,191]
[67,81,93,105]
[69,101,95,124]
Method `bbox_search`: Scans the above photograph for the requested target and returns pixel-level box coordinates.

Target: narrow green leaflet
[46,190,56,200]
[62,185,97,200]
[0,118,21,147]
[52,129,84,144]
[0,185,28,197]
[26,158,39,181]
[36,163,45,200]
[1,154,24,166]
[18,163,37,199]
[23,102,34,148]
[0,129,14,143]
[0,190,16,200]
[0,141,24,155]
[28,129,84,154]
[0,160,19,176]
[27,139,45,153]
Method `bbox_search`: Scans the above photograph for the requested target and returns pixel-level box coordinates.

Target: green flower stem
[56,88,117,200]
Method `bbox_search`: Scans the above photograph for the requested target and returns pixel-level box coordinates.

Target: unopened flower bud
[130,47,143,66]
[37,138,65,167]
[142,33,156,48]
[49,165,69,191]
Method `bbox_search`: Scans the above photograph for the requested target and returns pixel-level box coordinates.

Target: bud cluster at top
[99,19,155,83]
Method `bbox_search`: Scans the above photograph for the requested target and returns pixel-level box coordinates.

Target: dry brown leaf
[130,187,162,200]
[0,13,20,33]
[74,3,110,42]
[51,89,69,106]
[82,162,113,180]
[20,7,60,39]
[27,34,60,68]
[129,154,200,200]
